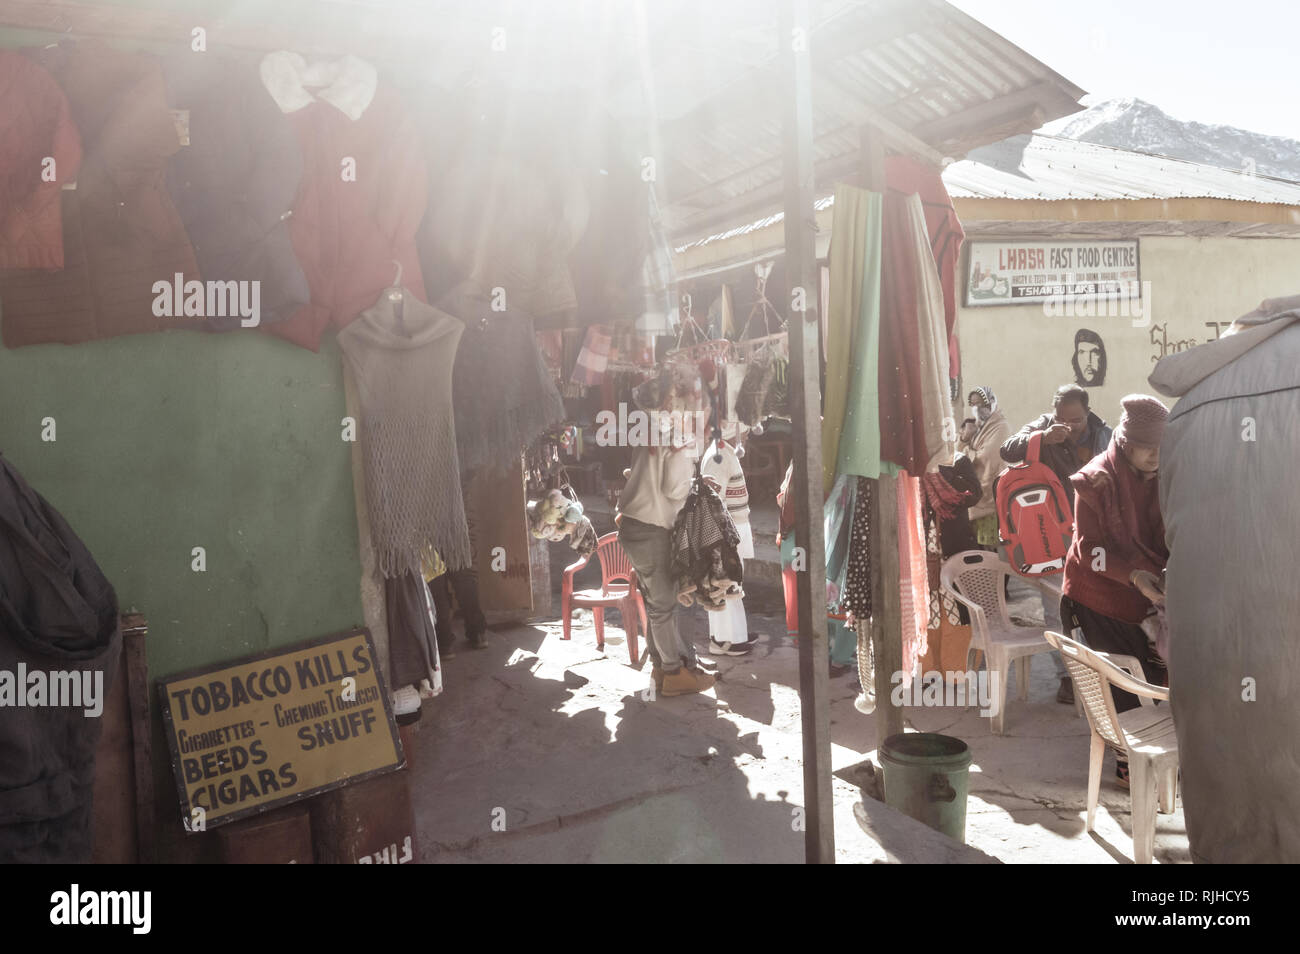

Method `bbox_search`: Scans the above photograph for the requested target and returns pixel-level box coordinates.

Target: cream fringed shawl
[339,291,473,577]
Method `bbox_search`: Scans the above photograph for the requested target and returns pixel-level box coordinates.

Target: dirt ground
[404,549,1189,864]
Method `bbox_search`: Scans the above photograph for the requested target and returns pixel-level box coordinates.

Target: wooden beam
[860,127,906,754]
[120,613,156,864]
[781,0,834,865]
[0,0,451,60]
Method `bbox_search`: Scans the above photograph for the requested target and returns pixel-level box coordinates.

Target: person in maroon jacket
[1060,395,1170,785]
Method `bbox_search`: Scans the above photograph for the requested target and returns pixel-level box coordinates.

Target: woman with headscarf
[1060,395,1171,785]
[959,386,1012,549]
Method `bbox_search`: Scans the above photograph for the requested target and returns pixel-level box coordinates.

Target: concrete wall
[957,235,1300,434]
[0,331,365,682]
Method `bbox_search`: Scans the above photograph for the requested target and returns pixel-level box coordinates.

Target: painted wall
[957,235,1300,435]
[0,331,365,683]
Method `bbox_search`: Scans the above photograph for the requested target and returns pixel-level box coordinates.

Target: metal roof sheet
[945,134,1300,203]
[659,0,1086,239]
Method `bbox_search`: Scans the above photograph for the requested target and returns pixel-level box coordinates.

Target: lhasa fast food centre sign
[159,628,403,830]
[965,239,1140,306]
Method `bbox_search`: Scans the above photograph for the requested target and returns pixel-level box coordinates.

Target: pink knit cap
[1116,394,1170,446]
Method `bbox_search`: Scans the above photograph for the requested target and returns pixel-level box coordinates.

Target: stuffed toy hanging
[528,486,597,557]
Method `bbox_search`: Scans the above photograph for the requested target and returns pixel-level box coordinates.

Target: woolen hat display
[1115,394,1169,447]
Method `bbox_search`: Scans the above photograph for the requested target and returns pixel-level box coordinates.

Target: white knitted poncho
[339,290,473,577]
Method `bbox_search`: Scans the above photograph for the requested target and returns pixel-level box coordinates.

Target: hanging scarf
[339,290,473,577]
[922,470,966,523]
[1071,436,1168,573]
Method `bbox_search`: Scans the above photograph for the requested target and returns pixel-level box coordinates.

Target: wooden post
[860,127,906,753]
[780,0,834,864]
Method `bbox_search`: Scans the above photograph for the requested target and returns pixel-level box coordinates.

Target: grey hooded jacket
[1150,293,1300,864]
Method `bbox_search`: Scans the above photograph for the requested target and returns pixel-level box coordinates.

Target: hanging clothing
[841,477,875,623]
[259,52,428,351]
[700,440,750,531]
[0,452,120,863]
[571,323,613,387]
[886,154,965,378]
[0,50,81,269]
[636,186,678,335]
[897,472,930,679]
[877,193,929,474]
[903,193,957,471]
[415,89,587,323]
[162,52,308,328]
[338,289,472,577]
[670,476,744,611]
[437,282,566,476]
[2,41,199,348]
[923,457,981,558]
[385,571,442,695]
[822,184,884,491]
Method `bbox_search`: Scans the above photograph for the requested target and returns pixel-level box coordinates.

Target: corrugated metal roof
[676,136,1300,256]
[945,134,1300,203]
[660,0,1086,240]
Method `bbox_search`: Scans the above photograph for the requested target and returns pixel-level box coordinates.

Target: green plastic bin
[879,733,973,843]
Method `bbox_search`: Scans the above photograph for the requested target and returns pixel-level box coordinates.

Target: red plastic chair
[561,532,648,665]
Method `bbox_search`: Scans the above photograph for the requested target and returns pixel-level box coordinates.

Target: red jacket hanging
[259,52,428,352]
[1,42,199,348]
[0,51,81,270]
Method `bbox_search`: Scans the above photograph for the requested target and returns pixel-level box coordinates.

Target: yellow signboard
[159,628,403,831]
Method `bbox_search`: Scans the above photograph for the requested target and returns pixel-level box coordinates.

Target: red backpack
[994,431,1074,576]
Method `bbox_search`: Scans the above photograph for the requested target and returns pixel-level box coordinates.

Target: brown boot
[661,666,716,697]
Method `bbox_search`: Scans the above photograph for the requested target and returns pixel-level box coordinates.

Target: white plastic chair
[1043,630,1179,865]
[939,551,1061,734]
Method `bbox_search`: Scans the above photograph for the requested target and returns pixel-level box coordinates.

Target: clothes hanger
[388,260,408,336]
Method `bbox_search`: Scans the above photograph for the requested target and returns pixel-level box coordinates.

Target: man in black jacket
[1000,385,1114,508]
[999,385,1113,704]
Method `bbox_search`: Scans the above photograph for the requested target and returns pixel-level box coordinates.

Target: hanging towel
[338,290,472,577]
[822,184,884,491]
[903,193,956,471]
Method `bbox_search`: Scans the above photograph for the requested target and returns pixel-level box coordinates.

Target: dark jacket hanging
[435,281,566,477]
[0,452,120,863]
[162,52,309,329]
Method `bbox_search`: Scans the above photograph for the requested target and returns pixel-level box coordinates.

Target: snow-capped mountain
[1044,97,1300,182]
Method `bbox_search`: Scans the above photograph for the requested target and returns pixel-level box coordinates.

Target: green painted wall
[0,330,364,682]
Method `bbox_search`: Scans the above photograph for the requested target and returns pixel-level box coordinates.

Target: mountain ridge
[1045,97,1300,182]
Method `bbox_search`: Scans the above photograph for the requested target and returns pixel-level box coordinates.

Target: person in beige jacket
[959,386,1012,545]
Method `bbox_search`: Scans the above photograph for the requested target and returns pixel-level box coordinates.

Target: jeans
[618,516,696,672]
[1042,589,1066,678]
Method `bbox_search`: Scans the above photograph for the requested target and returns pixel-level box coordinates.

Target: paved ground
[406,559,1189,864]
